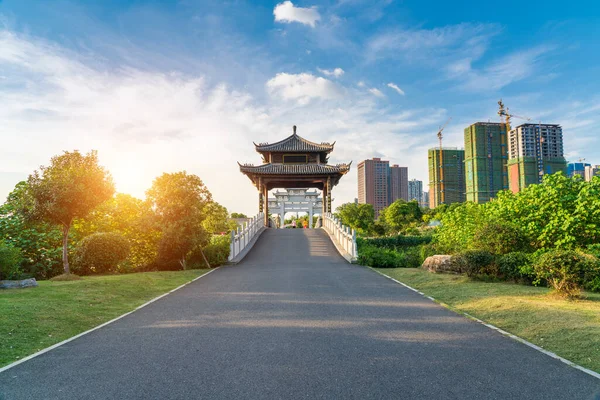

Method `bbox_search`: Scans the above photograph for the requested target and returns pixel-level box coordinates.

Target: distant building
[422,191,429,208]
[357,158,409,216]
[584,165,600,181]
[390,165,409,202]
[428,148,466,208]
[408,179,423,203]
[568,162,590,179]
[464,122,508,203]
[358,158,390,217]
[507,124,567,193]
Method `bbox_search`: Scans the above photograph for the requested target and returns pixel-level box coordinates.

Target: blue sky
[1,0,599,215]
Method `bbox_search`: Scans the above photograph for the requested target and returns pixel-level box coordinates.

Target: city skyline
[1,1,600,215]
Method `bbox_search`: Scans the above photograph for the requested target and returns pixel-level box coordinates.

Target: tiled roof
[239,162,351,175]
[254,133,334,153]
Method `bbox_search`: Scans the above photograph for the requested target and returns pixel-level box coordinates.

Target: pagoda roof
[254,126,335,154]
[238,162,351,176]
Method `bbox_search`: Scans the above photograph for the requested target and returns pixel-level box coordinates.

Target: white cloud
[273,1,320,28]
[266,72,342,104]
[368,88,385,98]
[357,81,365,87]
[365,23,499,64]
[387,82,405,95]
[451,46,552,91]
[317,67,344,78]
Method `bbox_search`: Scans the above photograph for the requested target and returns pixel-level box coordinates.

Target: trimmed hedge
[358,244,421,268]
[358,235,432,250]
[73,232,130,275]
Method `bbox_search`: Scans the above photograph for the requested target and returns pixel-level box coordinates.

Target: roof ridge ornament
[293,125,297,135]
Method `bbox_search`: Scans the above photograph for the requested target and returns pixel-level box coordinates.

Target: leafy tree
[203,202,237,234]
[231,212,248,218]
[379,199,423,234]
[25,151,114,275]
[0,242,24,280]
[335,203,375,235]
[146,172,212,269]
[0,182,64,278]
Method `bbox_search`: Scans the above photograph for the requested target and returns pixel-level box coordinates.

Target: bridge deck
[1,229,598,399]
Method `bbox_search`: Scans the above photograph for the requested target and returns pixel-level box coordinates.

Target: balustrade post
[352,229,357,258]
[229,230,235,260]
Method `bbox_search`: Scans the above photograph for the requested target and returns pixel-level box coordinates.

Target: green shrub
[533,250,600,298]
[358,245,408,268]
[584,275,600,293]
[0,242,24,280]
[497,252,535,283]
[358,235,432,250]
[187,235,230,268]
[472,222,529,255]
[453,250,496,278]
[419,243,438,264]
[73,232,130,275]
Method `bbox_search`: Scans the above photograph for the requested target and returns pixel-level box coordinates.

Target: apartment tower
[464,122,508,203]
[390,165,409,202]
[428,148,466,208]
[507,124,567,192]
[357,158,390,217]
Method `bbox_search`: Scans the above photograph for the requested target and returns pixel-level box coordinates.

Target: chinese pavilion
[239,126,351,226]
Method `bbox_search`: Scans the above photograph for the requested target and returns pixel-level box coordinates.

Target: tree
[231,212,248,218]
[379,199,423,234]
[203,202,237,234]
[146,172,212,269]
[25,151,114,275]
[0,181,64,278]
[335,203,375,235]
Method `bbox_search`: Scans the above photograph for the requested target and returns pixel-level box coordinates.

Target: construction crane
[437,117,452,205]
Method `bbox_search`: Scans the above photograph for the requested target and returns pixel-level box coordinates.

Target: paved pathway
[1,229,599,399]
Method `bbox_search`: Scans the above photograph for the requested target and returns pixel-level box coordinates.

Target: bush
[358,244,407,268]
[188,235,230,268]
[0,242,24,280]
[359,235,432,250]
[472,222,529,255]
[533,250,600,298]
[73,232,130,275]
[453,250,496,278]
[497,252,535,283]
[419,243,439,264]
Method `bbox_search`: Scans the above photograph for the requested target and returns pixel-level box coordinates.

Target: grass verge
[0,270,209,368]
[375,267,600,374]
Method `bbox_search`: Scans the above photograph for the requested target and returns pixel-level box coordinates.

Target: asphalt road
[1,229,599,399]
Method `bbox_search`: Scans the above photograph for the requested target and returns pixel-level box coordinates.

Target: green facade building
[464,122,508,203]
[428,148,466,208]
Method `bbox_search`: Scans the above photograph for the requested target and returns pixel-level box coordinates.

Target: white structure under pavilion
[269,189,323,228]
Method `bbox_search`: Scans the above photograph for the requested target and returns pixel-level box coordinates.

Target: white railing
[322,213,358,262]
[229,212,265,262]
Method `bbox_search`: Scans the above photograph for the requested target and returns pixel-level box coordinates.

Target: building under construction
[464,122,508,203]
[507,124,567,192]
[428,148,465,208]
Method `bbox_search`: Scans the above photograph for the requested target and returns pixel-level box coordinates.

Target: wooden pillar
[322,179,327,216]
[263,184,269,227]
[327,176,332,214]
[258,177,263,214]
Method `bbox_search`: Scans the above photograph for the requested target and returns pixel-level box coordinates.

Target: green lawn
[0,270,209,368]
[375,267,600,374]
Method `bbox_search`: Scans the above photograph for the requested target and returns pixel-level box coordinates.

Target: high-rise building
[568,162,590,178]
[357,158,390,216]
[408,179,423,203]
[358,158,410,216]
[584,165,600,181]
[390,165,409,202]
[464,122,508,203]
[428,148,466,208]
[422,191,429,208]
[507,124,567,192]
